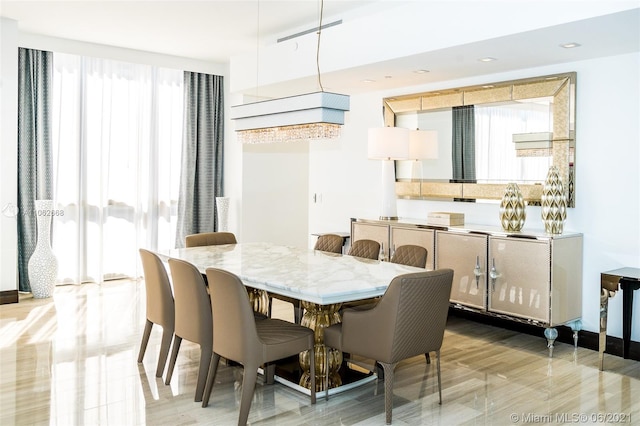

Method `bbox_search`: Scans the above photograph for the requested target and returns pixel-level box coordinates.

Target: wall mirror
[384,72,576,207]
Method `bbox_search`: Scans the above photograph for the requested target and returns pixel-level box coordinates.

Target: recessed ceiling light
[560,42,581,49]
[414,69,430,74]
[362,79,375,83]
[479,57,496,62]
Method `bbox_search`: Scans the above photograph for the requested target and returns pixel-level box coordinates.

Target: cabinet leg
[544,327,558,358]
[567,319,582,349]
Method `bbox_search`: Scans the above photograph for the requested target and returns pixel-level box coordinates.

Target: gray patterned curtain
[175,72,224,248]
[452,105,476,181]
[17,48,53,292]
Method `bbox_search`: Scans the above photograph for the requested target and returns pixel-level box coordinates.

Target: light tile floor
[1,279,638,425]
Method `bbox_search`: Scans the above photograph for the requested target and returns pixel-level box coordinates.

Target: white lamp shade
[367,127,410,160]
[409,130,439,160]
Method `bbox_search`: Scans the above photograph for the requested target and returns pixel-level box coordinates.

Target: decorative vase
[28,199,58,298]
[499,183,526,232]
[541,166,567,234]
[215,196,230,232]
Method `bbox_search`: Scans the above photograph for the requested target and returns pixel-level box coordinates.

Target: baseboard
[449,308,640,362]
[0,290,19,305]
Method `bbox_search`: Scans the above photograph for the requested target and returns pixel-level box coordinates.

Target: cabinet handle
[489,258,499,290]
[473,255,483,289]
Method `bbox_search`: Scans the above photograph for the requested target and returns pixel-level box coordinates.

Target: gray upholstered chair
[165,258,213,402]
[202,268,316,426]
[324,269,454,425]
[314,234,344,254]
[347,239,381,260]
[137,249,175,378]
[185,231,237,248]
[390,244,428,268]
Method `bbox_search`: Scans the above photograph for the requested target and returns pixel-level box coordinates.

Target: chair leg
[293,301,303,324]
[436,350,442,405]
[202,353,221,408]
[137,319,153,363]
[309,345,316,404]
[164,336,182,385]
[267,295,273,318]
[195,344,212,402]
[155,329,173,377]
[425,352,431,364]
[238,363,259,426]
[265,362,276,385]
[380,362,396,425]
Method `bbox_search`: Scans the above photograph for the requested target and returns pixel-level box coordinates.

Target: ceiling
[1,1,639,95]
[0,0,385,63]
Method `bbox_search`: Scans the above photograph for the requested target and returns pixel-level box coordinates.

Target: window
[52,53,183,283]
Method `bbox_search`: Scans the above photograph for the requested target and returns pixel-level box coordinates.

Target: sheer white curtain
[475,103,552,183]
[51,53,183,284]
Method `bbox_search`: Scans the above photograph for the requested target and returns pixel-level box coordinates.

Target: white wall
[0,18,19,294]
[242,141,309,247]
[305,53,640,340]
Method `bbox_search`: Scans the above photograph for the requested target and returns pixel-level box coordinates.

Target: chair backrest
[185,232,237,248]
[314,234,344,254]
[390,245,428,268]
[168,258,212,346]
[206,268,260,363]
[139,249,175,329]
[342,269,453,364]
[347,239,380,260]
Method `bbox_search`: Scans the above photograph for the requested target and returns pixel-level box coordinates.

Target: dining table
[159,241,425,397]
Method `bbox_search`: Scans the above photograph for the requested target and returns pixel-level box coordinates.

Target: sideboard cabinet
[351,218,435,269]
[350,218,583,356]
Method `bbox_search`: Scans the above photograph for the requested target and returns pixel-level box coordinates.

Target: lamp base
[379,160,399,221]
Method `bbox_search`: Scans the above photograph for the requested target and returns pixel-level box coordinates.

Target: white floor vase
[28,199,58,298]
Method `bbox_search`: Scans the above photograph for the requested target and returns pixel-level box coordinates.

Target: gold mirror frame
[384,72,576,207]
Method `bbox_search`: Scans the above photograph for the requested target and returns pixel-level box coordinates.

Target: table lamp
[368,127,410,220]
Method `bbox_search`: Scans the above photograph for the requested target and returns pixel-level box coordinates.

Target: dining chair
[390,244,428,268]
[347,239,381,260]
[137,249,175,378]
[202,267,316,426]
[185,231,237,248]
[165,258,213,402]
[314,233,344,254]
[323,269,454,425]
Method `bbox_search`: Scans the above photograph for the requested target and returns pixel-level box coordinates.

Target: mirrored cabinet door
[390,226,435,270]
[436,231,488,310]
[488,237,551,322]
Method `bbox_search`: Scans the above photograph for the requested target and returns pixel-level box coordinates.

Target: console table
[600,267,640,371]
